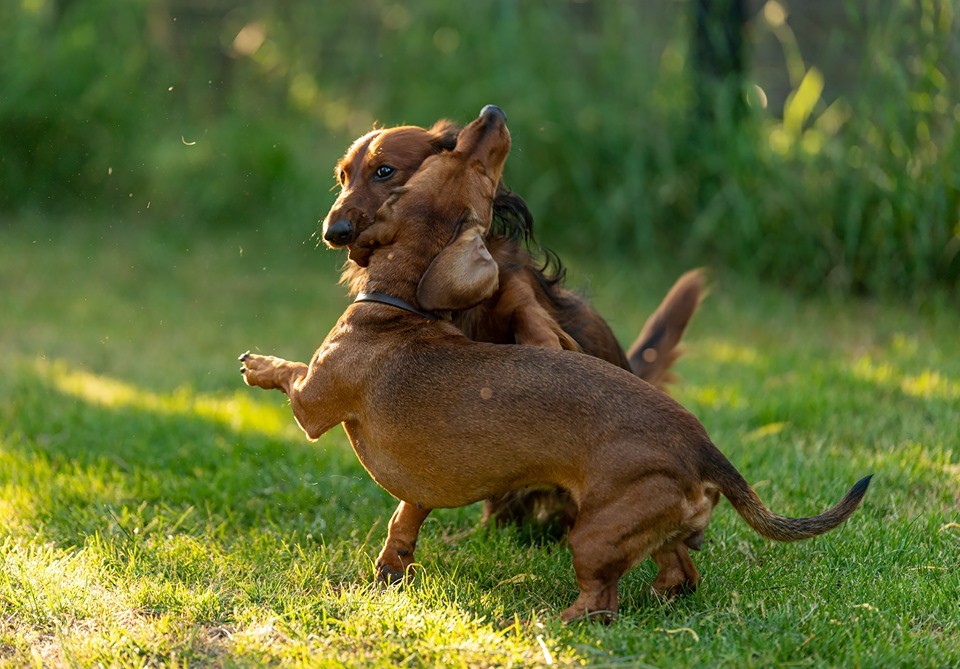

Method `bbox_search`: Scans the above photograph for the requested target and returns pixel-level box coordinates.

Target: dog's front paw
[375,546,417,585]
[239,352,281,390]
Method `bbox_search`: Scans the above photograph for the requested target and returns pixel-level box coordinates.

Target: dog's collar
[354,291,440,321]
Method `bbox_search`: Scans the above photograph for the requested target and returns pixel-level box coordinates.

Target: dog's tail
[702,442,871,541]
[626,269,705,389]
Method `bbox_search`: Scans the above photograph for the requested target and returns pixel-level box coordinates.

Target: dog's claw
[238,351,251,362]
[376,564,406,585]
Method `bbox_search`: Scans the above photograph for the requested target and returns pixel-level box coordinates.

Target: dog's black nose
[323,218,355,246]
[480,105,506,123]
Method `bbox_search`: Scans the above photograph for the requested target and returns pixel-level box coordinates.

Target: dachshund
[321,115,704,530]
[241,105,870,622]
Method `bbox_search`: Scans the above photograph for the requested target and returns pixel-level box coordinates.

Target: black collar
[354,291,440,321]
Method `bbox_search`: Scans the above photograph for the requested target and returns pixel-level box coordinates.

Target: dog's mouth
[346,240,371,266]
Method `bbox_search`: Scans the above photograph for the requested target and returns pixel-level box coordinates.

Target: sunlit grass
[45,358,300,440]
[852,356,960,401]
[1,217,958,666]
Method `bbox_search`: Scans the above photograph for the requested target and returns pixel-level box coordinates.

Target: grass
[1,214,958,667]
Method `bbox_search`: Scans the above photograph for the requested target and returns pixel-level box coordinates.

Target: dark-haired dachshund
[322,118,704,529]
[242,105,870,622]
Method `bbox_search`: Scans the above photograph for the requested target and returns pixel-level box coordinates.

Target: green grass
[1,214,958,667]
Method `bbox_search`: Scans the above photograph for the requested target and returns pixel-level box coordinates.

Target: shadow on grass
[5,349,957,637]
[0,357,687,643]
[2,357,386,544]
[1,356,592,622]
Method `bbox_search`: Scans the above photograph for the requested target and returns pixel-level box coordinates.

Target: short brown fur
[323,118,704,527]
[242,107,870,622]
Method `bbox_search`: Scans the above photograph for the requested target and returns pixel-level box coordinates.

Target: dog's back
[338,305,703,508]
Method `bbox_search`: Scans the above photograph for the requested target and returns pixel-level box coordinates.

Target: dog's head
[352,105,511,312]
[322,117,533,255]
[321,121,459,248]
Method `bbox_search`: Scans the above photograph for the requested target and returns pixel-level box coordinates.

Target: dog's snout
[324,218,355,246]
[480,105,506,123]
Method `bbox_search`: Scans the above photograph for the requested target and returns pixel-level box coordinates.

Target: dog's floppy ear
[427,119,460,152]
[348,219,397,267]
[417,216,499,311]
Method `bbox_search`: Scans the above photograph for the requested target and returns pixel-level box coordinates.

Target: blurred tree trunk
[692,0,747,122]
[689,0,749,216]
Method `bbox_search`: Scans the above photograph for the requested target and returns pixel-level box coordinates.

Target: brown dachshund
[322,116,704,529]
[241,105,870,622]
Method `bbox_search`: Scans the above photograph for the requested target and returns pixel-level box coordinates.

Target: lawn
[1,214,957,667]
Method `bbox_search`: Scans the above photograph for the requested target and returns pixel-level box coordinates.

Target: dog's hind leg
[376,501,432,584]
[561,481,684,623]
[650,484,714,596]
[651,543,700,597]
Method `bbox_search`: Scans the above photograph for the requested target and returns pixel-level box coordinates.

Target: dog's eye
[374,165,396,181]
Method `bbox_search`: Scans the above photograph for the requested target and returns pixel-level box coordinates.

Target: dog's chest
[340,419,436,504]
[339,413,519,508]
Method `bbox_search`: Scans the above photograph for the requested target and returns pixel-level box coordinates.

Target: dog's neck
[356,241,437,310]
[358,265,418,305]
[354,290,439,320]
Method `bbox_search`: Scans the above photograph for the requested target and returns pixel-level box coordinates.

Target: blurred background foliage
[1,0,957,295]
